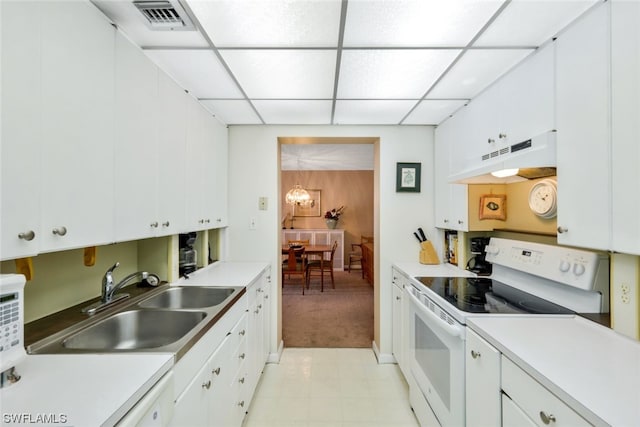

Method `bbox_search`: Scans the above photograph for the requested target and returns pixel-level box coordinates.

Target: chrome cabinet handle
[239,377,245,384]
[162,221,170,227]
[499,133,507,139]
[239,330,246,336]
[458,220,464,224]
[557,226,568,234]
[471,350,481,359]
[488,138,495,144]
[52,226,67,236]
[18,230,35,241]
[238,401,245,408]
[396,296,401,300]
[205,219,210,223]
[539,411,556,424]
[198,219,205,224]
[239,353,246,359]
[444,219,449,223]
[212,367,221,376]
[216,218,222,222]
[150,222,158,228]
[202,380,211,389]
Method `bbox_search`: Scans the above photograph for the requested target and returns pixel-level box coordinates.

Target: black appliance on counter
[466,236,492,276]
[179,232,197,276]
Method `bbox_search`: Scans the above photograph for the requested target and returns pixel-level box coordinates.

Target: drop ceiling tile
[338,49,461,99]
[253,100,332,124]
[144,50,242,98]
[334,100,416,125]
[343,0,504,47]
[474,0,598,47]
[428,49,533,99]
[220,50,337,99]
[186,0,342,47]
[403,99,468,125]
[92,1,209,48]
[200,100,262,125]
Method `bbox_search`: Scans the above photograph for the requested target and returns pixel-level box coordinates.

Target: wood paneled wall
[281,170,374,263]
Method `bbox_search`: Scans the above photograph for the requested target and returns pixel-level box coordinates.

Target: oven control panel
[485,238,608,292]
[0,274,26,373]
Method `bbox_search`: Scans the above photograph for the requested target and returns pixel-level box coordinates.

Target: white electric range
[405,238,609,427]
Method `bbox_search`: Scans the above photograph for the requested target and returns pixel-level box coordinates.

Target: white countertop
[0,353,173,426]
[467,315,640,427]
[175,261,269,286]
[393,261,475,278]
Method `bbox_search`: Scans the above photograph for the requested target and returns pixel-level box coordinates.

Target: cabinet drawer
[501,356,591,427]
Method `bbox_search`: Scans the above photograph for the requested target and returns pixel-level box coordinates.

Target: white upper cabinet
[1,1,42,260]
[611,0,640,255]
[114,32,161,242]
[435,117,469,231]
[556,2,611,250]
[39,1,116,253]
[208,118,229,227]
[157,72,189,235]
[113,33,188,241]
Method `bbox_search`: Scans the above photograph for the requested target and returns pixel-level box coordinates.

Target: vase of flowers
[324,206,345,229]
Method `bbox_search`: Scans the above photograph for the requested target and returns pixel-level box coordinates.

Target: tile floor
[243,348,420,427]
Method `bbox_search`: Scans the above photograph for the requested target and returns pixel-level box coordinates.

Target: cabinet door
[391,278,403,367]
[157,72,188,236]
[171,357,211,427]
[434,127,452,229]
[556,2,611,250]
[502,393,537,427]
[209,118,228,227]
[611,0,640,255]
[465,328,501,426]
[185,97,206,231]
[113,32,159,242]
[39,1,115,252]
[499,43,555,145]
[1,1,42,260]
[262,268,272,364]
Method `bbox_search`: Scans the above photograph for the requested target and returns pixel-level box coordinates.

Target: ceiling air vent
[133,1,195,31]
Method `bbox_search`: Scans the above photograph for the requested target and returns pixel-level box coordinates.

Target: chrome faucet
[82,262,160,314]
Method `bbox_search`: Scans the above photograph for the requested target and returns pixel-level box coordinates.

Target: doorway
[278,138,378,348]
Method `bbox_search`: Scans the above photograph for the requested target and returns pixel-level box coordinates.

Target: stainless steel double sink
[28,285,245,360]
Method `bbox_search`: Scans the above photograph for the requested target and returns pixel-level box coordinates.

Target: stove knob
[573,263,586,276]
[559,260,571,272]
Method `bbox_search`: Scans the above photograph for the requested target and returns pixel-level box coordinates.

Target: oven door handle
[407,287,464,338]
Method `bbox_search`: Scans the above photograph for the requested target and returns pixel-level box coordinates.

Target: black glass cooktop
[415,276,574,315]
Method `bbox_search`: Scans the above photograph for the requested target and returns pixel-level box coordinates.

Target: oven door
[406,284,465,427]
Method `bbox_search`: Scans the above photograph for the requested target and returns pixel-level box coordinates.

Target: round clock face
[528,179,557,219]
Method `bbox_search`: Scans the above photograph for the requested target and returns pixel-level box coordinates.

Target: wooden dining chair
[348,235,373,278]
[282,247,307,295]
[306,241,338,292]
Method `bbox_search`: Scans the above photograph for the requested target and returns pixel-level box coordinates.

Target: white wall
[226,125,435,358]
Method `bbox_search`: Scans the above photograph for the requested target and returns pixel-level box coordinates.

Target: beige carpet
[282,269,374,348]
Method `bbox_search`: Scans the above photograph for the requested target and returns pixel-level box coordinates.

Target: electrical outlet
[249,217,256,230]
[258,197,268,211]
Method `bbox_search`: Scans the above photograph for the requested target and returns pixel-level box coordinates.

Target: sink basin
[138,286,236,309]
[63,309,206,350]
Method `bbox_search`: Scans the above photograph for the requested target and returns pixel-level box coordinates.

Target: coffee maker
[179,232,197,277]
[467,237,492,276]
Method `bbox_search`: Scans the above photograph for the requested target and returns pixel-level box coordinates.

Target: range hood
[449,130,557,184]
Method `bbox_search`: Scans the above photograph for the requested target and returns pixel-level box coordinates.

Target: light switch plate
[259,197,268,210]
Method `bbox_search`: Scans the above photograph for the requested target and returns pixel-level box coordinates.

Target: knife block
[419,241,439,265]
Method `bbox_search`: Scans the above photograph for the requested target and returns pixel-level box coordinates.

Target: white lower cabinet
[465,328,501,426]
[501,356,590,427]
[391,268,409,377]
[502,393,538,427]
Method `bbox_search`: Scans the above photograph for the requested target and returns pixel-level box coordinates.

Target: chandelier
[285,184,310,206]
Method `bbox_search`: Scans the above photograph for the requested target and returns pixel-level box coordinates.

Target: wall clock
[528,178,557,219]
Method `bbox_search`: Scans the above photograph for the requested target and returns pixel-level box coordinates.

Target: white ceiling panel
[403,99,469,125]
[428,49,533,99]
[474,0,598,47]
[187,0,342,47]
[343,0,505,47]
[253,100,332,124]
[334,100,417,125]
[338,49,461,99]
[220,50,337,99]
[200,100,262,125]
[144,50,242,98]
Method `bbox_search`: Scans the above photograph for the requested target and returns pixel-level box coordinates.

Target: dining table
[281,244,333,290]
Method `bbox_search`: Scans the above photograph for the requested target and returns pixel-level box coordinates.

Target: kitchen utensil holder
[419,241,439,265]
